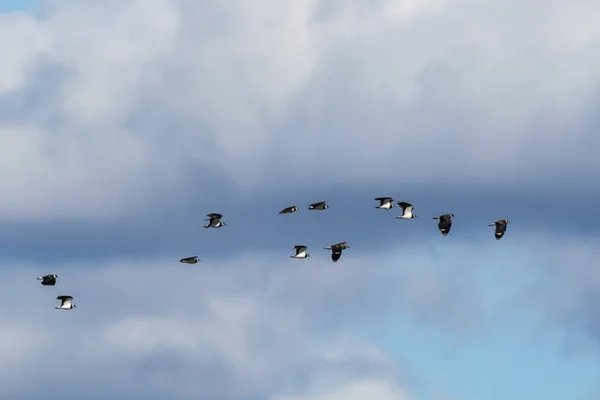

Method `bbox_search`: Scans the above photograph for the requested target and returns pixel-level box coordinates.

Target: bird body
[290,245,311,258]
[308,201,328,210]
[204,213,226,228]
[279,205,299,214]
[180,256,201,264]
[396,202,417,219]
[374,197,395,209]
[55,295,76,310]
[432,214,454,235]
[325,242,350,262]
[489,219,510,240]
[38,274,58,286]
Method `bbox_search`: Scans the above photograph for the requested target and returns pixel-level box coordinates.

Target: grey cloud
[0,0,599,220]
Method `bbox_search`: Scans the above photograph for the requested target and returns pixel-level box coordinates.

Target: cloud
[0,0,599,221]
[0,245,487,399]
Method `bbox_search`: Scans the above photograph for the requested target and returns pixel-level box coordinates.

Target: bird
[290,245,311,258]
[204,213,226,228]
[324,242,350,262]
[489,219,510,240]
[432,214,454,235]
[179,256,201,264]
[279,205,299,214]
[396,202,417,219]
[308,201,328,210]
[374,197,395,209]
[55,295,76,310]
[37,274,58,286]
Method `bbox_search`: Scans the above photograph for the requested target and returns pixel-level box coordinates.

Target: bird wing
[279,206,293,214]
[294,246,307,256]
[331,249,342,262]
[207,213,223,219]
[180,256,198,263]
[331,242,346,248]
[375,197,392,202]
[309,202,325,207]
[57,295,72,306]
[397,201,411,210]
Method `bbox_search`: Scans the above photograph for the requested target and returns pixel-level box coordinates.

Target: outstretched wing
[397,201,412,210]
[331,249,342,262]
[495,222,507,239]
[57,295,73,306]
[206,213,223,219]
[375,197,393,202]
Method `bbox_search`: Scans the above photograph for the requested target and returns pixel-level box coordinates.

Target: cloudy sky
[1,0,600,399]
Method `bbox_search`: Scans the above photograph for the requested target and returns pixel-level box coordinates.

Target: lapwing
[279,205,299,214]
[290,245,311,258]
[180,256,201,264]
[432,214,454,236]
[308,201,328,210]
[489,219,510,240]
[37,274,58,286]
[324,242,350,262]
[396,202,417,219]
[374,197,395,209]
[55,295,76,310]
[204,213,226,228]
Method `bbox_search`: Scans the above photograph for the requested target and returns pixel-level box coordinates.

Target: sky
[1,0,600,399]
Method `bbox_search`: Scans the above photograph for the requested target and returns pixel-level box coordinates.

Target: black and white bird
[279,205,299,214]
[489,219,510,240]
[180,256,201,264]
[204,213,226,228]
[37,274,58,286]
[396,202,417,219]
[374,197,395,209]
[308,201,328,210]
[324,242,350,262]
[432,214,454,236]
[55,295,76,310]
[290,245,311,258]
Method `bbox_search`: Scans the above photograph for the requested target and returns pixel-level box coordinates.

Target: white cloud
[0,246,485,398]
[1,0,599,220]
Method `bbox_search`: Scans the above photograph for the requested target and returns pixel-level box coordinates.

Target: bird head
[505,219,511,224]
[72,305,77,308]
[413,214,418,218]
[53,274,58,278]
[307,253,312,257]
[37,276,43,280]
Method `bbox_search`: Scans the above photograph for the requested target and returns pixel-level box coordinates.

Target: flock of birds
[38,198,510,311]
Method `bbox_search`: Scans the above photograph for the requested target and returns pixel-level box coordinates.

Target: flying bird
[290,245,311,259]
[374,197,395,209]
[204,213,226,228]
[55,295,77,310]
[37,274,58,286]
[279,205,299,214]
[432,214,454,235]
[308,201,328,210]
[179,256,201,264]
[489,219,510,240]
[396,202,417,219]
[324,242,350,262]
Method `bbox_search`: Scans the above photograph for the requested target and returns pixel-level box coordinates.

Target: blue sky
[0,0,36,12]
[1,1,600,399]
